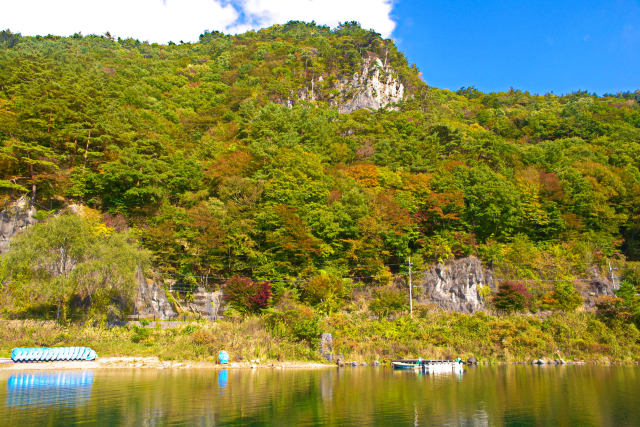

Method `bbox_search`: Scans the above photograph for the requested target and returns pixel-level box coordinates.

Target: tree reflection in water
[0,366,639,426]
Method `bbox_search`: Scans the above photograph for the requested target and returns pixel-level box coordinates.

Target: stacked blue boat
[11,347,97,362]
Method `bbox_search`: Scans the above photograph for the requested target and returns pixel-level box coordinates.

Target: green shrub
[602,280,640,328]
[131,325,151,344]
[369,287,407,318]
[264,306,320,347]
[552,281,583,311]
[595,296,632,324]
[300,272,348,314]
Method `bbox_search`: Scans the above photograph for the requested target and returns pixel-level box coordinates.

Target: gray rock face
[319,332,333,361]
[134,268,177,319]
[184,287,224,320]
[336,55,405,114]
[578,266,618,308]
[415,257,617,313]
[0,197,38,254]
[299,53,404,114]
[416,256,495,313]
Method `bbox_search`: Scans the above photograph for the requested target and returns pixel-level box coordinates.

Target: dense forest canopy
[1,21,640,305]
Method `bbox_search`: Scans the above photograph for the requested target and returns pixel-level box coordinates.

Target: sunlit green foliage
[0,23,639,315]
[0,212,149,320]
[369,286,408,318]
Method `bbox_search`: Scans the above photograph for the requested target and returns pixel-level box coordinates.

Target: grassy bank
[2,309,639,365]
[327,310,640,364]
[0,318,317,362]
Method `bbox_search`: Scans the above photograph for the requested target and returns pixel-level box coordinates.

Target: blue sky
[393,0,640,94]
[1,0,638,95]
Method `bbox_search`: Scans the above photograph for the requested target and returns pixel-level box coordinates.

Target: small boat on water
[390,360,422,371]
[391,359,464,374]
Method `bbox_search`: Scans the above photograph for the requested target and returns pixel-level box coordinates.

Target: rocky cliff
[577,266,619,308]
[0,197,37,254]
[415,256,620,313]
[299,53,405,113]
[134,268,177,319]
[184,287,224,321]
[415,256,496,313]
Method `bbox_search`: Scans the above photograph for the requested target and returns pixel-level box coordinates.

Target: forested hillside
[1,22,640,325]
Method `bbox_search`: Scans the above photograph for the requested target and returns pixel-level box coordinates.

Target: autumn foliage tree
[223,276,272,314]
[493,281,531,313]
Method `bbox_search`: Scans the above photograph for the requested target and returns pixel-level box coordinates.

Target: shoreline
[0,357,334,371]
[1,357,638,371]
[2,315,639,370]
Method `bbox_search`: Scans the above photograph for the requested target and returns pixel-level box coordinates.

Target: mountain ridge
[1,22,640,329]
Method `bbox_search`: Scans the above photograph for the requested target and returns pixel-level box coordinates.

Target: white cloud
[229,0,396,38]
[0,0,239,43]
[0,0,396,43]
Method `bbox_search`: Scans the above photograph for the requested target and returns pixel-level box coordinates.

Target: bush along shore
[2,307,639,366]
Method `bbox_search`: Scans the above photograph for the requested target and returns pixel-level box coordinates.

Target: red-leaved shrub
[223,276,272,314]
[492,281,531,312]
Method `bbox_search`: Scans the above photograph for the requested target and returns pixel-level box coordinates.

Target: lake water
[1,365,639,426]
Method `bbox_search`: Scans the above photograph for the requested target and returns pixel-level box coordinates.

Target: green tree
[1,138,60,203]
[0,213,149,321]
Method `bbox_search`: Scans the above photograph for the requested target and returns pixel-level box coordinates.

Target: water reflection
[392,367,465,381]
[6,371,94,408]
[0,366,638,426]
[218,369,228,391]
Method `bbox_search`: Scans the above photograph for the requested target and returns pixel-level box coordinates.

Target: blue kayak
[11,347,97,363]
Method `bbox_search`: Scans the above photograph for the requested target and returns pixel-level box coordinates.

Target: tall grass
[0,318,317,362]
[324,309,640,363]
[1,308,638,364]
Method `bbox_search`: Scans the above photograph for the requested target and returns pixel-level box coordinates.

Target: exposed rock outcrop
[0,196,37,254]
[416,256,496,313]
[299,53,404,113]
[416,257,620,313]
[183,287,224,320]
[319,333,333,362]
[134,268,177,319]
[576,266,618,308]
[335,54,405,113]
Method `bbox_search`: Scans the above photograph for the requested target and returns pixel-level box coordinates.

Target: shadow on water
[0,366,639,426]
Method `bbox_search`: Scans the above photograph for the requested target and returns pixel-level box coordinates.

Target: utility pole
[408,256,413,318]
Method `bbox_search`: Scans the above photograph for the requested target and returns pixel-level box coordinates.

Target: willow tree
[0,212,149,321]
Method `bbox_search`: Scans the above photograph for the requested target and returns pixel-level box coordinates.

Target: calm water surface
[1,365,639,426]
